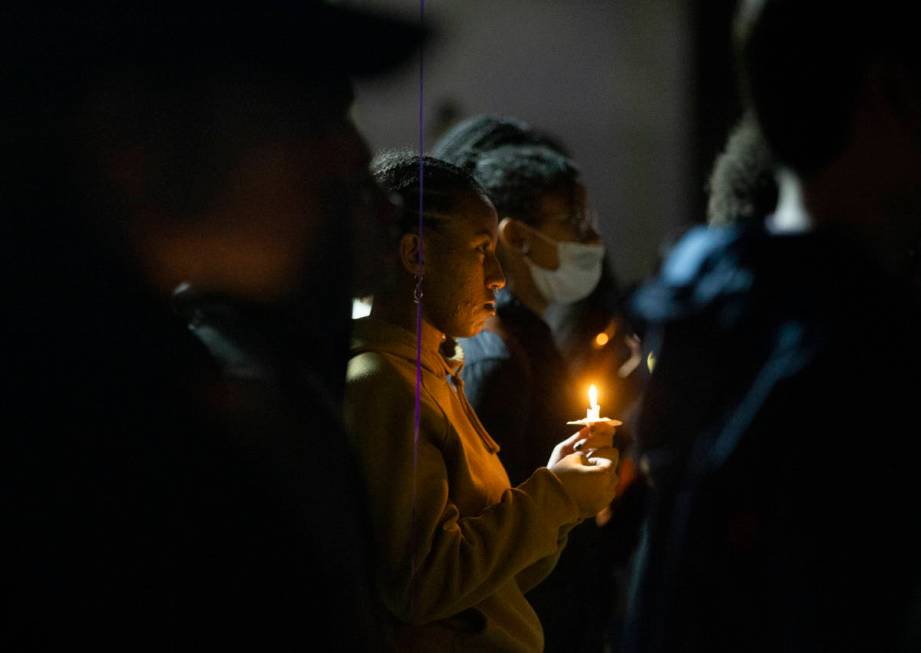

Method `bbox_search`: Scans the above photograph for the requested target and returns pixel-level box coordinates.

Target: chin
[469,317,492,337]
[447,308,492,339]
[451,321,484,339]
[465,326,484,338]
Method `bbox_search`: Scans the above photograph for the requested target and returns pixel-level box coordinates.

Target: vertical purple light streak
[410,0,426,613]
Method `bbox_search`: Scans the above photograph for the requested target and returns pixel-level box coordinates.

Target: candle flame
[589,384,598,409]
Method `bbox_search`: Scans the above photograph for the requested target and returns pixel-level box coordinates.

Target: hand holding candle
[556,385,623,512]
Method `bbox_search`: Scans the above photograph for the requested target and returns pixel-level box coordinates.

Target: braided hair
[431,114,570,172]
[371,150,490,234]
[471,144,581,225]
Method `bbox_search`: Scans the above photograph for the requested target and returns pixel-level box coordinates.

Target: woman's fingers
[585,446,620,468]
[573,422,617,452]
[547,428,592,467]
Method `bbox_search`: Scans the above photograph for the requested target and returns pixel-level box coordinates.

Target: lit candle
[567,383,623,427]
[587,384,600,421]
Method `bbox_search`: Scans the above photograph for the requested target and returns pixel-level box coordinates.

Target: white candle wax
[587,385,600,420]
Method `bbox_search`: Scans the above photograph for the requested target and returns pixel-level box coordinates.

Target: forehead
[430,193,499,242]
[437,191,498,237]
[537,183,586,219]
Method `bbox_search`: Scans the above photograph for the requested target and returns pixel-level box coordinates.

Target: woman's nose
[486,252,506,290]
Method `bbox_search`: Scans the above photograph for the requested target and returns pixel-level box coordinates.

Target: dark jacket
[8,243,387,651]
[460,289,580,486]
[460,290,637,653]
[624,224,921,652]
[175,286,388,651]
[7,232,382,649]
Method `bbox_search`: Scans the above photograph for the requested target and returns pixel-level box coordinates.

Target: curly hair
[471,145,581,224]
[371,150,490,234]
[706,115,777,226]
[430,114,570,172]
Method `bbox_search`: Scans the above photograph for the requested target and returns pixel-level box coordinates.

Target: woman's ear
[398,232,423,275]
[499,217,529,255]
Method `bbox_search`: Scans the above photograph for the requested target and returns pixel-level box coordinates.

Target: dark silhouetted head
[735,0,921,178]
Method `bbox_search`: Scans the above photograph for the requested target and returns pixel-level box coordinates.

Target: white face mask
[522,226,605,305]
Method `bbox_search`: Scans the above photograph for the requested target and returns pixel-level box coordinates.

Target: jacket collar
[350,317,464,379]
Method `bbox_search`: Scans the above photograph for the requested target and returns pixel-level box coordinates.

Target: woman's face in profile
[422,192,506,338]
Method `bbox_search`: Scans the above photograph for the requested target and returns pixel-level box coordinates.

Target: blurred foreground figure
[624,2,921,651]
[706,112,777,227]
[3,3,419,649]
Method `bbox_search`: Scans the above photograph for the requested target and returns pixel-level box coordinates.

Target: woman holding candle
[433,121,636,652]
[433,130,607,485]
[343,151,619,652]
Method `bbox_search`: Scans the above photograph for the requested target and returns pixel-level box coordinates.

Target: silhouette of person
[624,3,921,651]
[4,3,422,649]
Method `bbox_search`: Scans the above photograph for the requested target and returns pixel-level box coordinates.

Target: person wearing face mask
[519,216,607,306]
[438,142,615,653]
[457,144,605,484]
[344,151,619,652]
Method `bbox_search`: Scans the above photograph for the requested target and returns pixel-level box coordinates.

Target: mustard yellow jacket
[345,318,583,652]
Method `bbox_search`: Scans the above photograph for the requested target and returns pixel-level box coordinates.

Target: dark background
[351,0,741,286]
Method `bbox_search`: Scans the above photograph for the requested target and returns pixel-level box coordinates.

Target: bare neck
[769,169,812,234]
[370,289,445,354]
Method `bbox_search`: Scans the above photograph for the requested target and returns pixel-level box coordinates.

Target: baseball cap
[2,1,426,87]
